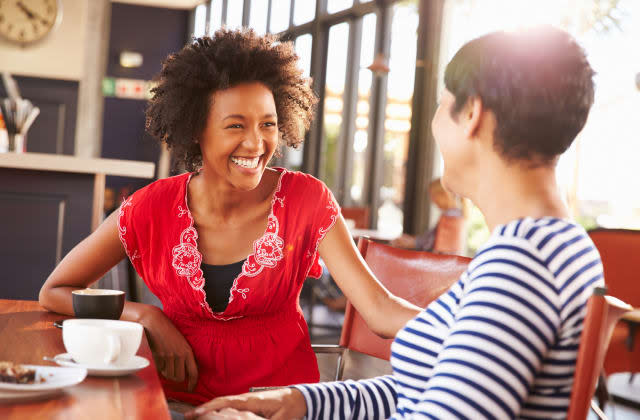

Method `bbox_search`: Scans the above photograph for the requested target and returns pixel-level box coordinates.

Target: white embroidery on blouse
[172,171,286,321]
[306,193,339,262]
[118,197,140,260]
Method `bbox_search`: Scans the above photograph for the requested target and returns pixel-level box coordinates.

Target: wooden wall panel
[0,168,94,300]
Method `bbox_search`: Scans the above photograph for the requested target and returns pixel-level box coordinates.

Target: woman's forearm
[39,284,156,325]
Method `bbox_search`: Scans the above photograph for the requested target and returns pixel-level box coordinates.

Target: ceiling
[111,0,203,10]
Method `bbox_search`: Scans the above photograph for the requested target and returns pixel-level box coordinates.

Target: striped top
[295,217,604,419]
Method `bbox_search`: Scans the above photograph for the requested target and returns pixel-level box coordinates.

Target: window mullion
[338,18,363,206]
[365,4,392,229]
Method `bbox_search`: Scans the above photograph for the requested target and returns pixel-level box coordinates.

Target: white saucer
[0,365,87,399]
[51,354,150,377]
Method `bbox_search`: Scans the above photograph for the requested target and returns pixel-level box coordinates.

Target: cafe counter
[0,153,155,300]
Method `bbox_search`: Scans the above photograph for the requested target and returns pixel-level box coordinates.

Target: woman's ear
[464,96,483,139]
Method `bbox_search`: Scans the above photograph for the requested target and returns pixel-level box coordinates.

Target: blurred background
[1,0,638,256]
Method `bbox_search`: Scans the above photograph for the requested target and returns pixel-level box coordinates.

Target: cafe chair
[588,229,640,387]
[340,206,370,229]
[567,287,633,420]
[313,237,470,381]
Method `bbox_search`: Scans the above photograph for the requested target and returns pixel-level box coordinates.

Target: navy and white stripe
[294,217,604,419]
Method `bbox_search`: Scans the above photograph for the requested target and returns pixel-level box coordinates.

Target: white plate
[0,365,87,392]
[52,353,149,377]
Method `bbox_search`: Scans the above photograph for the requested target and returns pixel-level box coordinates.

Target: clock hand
[16,1,50,26]
[16,1,35,19]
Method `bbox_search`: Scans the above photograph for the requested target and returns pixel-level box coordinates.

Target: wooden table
[0,300,170,420]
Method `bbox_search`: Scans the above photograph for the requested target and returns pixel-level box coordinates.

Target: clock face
[0,0,61,45]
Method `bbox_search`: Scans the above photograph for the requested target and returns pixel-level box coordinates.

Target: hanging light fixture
[367,53,390,76]
[636,72,640,91]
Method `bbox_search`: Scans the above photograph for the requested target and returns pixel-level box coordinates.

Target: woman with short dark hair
[189,26,604,420]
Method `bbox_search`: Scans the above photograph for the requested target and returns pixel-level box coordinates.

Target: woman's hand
[141,305,199,391]
[184,388,306,420]
[195,408,266,420]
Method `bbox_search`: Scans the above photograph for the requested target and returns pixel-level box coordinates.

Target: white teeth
[230,156,260,169]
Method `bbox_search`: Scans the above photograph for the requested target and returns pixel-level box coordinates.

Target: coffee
[72,288,125,320]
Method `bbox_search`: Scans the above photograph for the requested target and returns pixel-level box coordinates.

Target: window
[349,13,377,205]
[270,0,291,33]
[282,33,314,171]
[320,22,350,191]
[193,4,207,37]
[377,3,418,236]
[226,0,244,30]
[294,0,315,25]
[327,0,353,15]
[209,0,223,34]
[249,0,269,35]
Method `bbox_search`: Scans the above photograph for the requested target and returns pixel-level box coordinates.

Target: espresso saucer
[51,354,149,377]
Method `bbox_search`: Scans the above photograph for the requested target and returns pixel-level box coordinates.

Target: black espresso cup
[72,289,125,320]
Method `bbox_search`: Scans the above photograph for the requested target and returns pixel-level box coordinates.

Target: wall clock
[0,0,62,46]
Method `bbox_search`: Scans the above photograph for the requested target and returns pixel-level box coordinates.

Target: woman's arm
[39,210,135,316]
[318,216,421,339]
[39,210,199,390]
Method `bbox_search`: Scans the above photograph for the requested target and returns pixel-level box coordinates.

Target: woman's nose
[242,127,265,152]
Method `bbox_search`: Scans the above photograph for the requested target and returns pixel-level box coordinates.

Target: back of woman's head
[444,25,595,166]
[146,28,317,172]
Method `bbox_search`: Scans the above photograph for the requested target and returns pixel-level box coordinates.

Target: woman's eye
[226,124,243,129]
[264,122,277,127]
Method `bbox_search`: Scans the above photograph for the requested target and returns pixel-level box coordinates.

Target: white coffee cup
[62,319,143,367]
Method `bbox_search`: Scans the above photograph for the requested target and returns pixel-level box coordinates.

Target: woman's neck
[190,167,278,221]
[470,158,569,232]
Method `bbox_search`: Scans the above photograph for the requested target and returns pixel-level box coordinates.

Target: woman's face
[200,82,279,191]
[431,89,473,196]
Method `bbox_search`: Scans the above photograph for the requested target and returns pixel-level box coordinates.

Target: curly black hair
[146,28,318,172]
[444,26,595,166]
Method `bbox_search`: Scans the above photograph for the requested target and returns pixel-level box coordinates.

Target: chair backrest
[339,238,471,360]
[567,287,632,420]
[588,228,640,307]
[341,207,370,229]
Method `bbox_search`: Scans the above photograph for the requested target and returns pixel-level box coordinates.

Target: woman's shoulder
[494,217,590,251]
[472,217,602,292]
[128,172,190,203]
[275,167,331,195]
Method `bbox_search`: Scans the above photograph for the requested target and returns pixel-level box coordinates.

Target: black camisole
[201,260,245,312]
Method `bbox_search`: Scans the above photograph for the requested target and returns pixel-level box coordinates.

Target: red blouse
[117,168,339,404]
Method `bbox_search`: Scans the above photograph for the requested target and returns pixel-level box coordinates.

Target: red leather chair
[567,287,632,420]
[588,228,640,380]
[314,238,470,379]
[340,207,370,229]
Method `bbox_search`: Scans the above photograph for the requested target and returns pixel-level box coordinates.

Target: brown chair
[314,237,470,380]
[588,229,640,383]
[341,206,370,229]
[567,287,633,420]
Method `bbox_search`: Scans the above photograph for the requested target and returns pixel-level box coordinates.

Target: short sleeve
[117,192,142,263]
[305,177,340,278]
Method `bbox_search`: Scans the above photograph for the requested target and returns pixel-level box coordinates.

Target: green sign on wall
[102,77,115,97]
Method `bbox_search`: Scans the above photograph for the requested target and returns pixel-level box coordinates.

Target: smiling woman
[38,28,422,408]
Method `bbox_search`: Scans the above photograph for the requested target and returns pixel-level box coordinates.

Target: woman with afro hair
[39,28,421,407]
